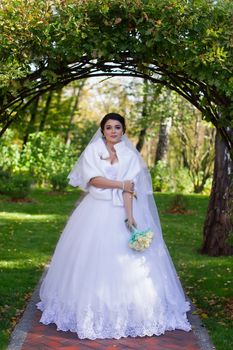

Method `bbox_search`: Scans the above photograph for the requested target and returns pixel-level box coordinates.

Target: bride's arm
[122,191,136,227]
[89,177,136,226]
[89,176,123,190]
[89,177,133,192]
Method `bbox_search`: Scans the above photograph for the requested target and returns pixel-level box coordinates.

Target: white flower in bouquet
[128,227,154,252]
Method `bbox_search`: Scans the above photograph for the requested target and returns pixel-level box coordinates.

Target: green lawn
[0,190,232,350]
[156,193,233,350]
[0,188,82,350]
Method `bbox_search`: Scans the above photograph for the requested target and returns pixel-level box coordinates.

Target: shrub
[20,132,77,185]
[0,173,32,198]
[150,163,194,194]
[0,130,21,173]
[173,167,193,194]
[49,173,68,192]
[150,161,171,192]
[0,168,11,182]
[0,130,79,186]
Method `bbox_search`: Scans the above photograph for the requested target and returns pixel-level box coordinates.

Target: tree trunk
[136,79,148,152]
[201,129,233,256]
[181,149,189,168]
[154,116,172,164]
[39,90,53,131]
[136,128,147,152]
[65,81,85,147]
[22,96,40,146]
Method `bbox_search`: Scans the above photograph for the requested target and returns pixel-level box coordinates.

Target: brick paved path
[7,268,215,350]
[20,309,202,350]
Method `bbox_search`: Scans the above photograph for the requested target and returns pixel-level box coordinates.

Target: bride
[37,113,191,339]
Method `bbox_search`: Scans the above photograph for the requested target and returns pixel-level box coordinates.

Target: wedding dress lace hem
[37,299,191,340]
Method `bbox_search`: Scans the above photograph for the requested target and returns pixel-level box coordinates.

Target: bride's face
[103,119,123,144]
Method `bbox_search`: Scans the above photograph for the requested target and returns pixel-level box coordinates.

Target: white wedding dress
[37,160,191,339]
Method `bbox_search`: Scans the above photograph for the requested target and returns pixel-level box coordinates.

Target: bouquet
[125,220,154,251]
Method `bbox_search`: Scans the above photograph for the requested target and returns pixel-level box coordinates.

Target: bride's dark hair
[100,113,126,134]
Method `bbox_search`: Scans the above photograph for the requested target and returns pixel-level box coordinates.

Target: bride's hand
[125,217,137,229]
[123,180,134,193]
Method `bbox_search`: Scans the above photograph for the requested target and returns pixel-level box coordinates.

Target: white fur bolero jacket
[68,137,141,207]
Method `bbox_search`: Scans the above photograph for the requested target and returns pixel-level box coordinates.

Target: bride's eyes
[105,125,122,130]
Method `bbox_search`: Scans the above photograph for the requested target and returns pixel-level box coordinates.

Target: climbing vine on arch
[0,0,232,146]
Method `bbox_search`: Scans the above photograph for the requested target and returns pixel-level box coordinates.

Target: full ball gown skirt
[37,162,191,339]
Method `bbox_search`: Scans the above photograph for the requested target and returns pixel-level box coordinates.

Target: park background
[0,1,232,349]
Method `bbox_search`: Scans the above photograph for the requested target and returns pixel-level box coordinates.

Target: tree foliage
[0,0,232,153]
[172,111,215,193]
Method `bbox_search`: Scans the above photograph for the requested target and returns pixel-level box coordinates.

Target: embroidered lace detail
[37,299,191,339]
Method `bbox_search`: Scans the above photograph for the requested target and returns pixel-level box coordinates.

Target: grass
[0,189,232,350]
[0,188,82,350]
[156,192,233,350]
